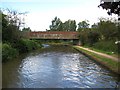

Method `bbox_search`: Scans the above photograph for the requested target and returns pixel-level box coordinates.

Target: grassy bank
[0,42,2,59]
[83,45,119,58]
[73,46,120,75]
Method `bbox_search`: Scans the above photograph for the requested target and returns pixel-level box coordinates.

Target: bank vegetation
[1,9,42,62]
[73,46,120,75]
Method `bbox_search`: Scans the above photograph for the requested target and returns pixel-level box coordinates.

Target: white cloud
[2,0,118,31]
[24,0,117,31]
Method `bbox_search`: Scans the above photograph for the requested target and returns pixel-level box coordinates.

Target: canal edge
[72,46,120,75]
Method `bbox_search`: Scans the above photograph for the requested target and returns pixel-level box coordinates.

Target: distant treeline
[48,16,119,53]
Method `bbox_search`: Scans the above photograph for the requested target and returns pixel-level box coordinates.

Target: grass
[73,46,120,74]
[83,45,119,57]
[0,42,2,58]
[0,42,1,50]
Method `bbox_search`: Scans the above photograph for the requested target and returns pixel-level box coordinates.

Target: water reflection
[42,44,50,48]
[2,45,119,88]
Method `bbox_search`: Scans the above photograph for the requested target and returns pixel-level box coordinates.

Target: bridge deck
[29,31,79,39]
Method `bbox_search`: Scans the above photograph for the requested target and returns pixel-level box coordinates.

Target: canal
[2,45,120,88]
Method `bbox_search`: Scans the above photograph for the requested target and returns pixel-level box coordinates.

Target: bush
[14,39,41,53]
[0,43,2,59]
[2,43,18,62]
[93,40,118,53]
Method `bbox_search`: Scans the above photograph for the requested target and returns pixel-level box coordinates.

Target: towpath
[75,46,119,62]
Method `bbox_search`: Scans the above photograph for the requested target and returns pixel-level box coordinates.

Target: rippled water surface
[2,45,119,88]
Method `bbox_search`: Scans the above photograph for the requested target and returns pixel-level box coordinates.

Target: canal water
[2,45,120,88]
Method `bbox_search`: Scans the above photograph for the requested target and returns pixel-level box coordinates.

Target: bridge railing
[29,31,79,39]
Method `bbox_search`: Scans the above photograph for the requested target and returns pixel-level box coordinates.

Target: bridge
[26,31,80,45]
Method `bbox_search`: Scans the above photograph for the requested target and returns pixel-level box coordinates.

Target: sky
[0,0,118,31]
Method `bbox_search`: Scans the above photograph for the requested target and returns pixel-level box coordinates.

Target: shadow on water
[2,45,120,88]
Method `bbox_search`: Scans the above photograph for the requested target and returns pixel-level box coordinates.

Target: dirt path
[76,46,119,62]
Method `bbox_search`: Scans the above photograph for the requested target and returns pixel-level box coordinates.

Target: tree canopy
[98,1,120,16]
[49,17,76,31]
[2,9,28,43]
[97,18,118,40]
[77,20,89,31]
[49,17,62,31]
[22,27,31,32]
[62,19,76,31]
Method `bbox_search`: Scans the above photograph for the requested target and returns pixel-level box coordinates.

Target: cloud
[1,0,33,2]
[1,0,89,3]
[1,0,117,31]
[24,3,117,31]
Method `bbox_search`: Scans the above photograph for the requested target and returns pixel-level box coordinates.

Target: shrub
[0,43,2,59]
[93,40,118,53]
[14,39,41,53]
[2,43,18,62]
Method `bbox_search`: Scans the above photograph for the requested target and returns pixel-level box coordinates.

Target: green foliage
[73,46,120,74]
[49,17,63,31]
[13,39,41,53]
[22,27,31,32]
[2,43,18,62]
[78,18,118,54]
[2,10,23,43]
[87,30,100,46]
[79,29,100,46]
[2,39,41,62]
[49,17,77,31]
[77,20,89,31]
[0,43,2,59]
[93,40,118,53]
[0,12,1,42]
[62,19,77,31]
[98,2,120,16]
[91,23,98,29]
[78,30,87,45]
[21,27,32,39]
[3,24,22,43]
[0,43,1,49]
[97,18,118,40]
[2,9,42,62]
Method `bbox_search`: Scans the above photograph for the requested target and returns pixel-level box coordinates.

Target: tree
[91,23,98,29]
[49,16,63,31]
[49,17,77,31]
[2,15,21,42]
[2,12,12,42]
[97,18,118,40]
[22,27,31,32]
[4,9,27,29]
[98,1,120,49]
[87,30,100,46]
[0,11,2,42]
[2,9,26,43]
[77,20,89,31]
[69,20,77,31]
[62,19,77,31]
[98,1,120,18]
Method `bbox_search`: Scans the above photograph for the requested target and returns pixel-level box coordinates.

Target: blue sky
[1,0,117,31]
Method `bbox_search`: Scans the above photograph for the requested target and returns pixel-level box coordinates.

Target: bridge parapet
[29,31,79,40]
